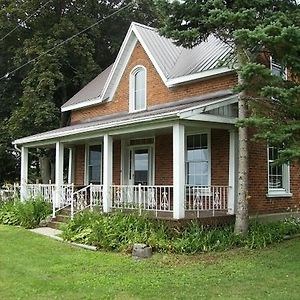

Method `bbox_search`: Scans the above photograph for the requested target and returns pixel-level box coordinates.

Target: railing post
[71,183,74,219]
[138,184,142,216]
[90,183,93,211]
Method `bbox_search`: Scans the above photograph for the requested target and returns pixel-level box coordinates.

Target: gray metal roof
[14,90,236,146]
[61,64,113,109]
[134,24,232,79]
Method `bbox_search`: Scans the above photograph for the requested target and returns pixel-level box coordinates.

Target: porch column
[103,134,113,213]
[20,146,29,201]
[55,142,64,213]
[67,148,74,184]
[228,129,237,214]
[173,123,185,219]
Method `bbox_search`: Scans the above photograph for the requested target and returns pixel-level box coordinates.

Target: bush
[61,211,300,254]
[0,197,51,228]
[61,211,172,252]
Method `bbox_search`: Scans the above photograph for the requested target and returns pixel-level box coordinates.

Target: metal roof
[61,64,113,110]
[134,24,232,79]
[14,90,236,146]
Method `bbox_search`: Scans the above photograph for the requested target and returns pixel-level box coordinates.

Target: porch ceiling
[13,90,238,148]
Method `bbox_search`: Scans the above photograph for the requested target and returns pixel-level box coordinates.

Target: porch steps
[48,207,72,229]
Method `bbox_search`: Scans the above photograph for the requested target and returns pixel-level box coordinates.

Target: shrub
[0,197,51,228]
[61,211,300,254]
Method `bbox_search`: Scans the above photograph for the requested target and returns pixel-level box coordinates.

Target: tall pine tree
[158,0,300,235]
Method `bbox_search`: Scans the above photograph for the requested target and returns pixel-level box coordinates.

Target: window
[270,57,287,79]
[267,146,291,197]
[88,145,102,184]
[130,66,146,112]
[186,133,210,186]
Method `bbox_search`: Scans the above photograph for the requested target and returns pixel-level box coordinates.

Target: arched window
[130,66,146,112]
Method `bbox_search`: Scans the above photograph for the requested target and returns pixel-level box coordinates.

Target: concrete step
[48,221,65,230]
[54,214,70,222]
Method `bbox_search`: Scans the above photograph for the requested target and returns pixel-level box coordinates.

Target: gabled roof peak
[62,21,234,112]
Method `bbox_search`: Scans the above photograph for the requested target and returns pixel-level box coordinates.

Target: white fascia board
[101,23,138,101]
[183,114,237,124]
[178,95,238,118]
[13,111,180,146]
[132,25,168,85]
[61,96,102,112]
[166,68,234,87]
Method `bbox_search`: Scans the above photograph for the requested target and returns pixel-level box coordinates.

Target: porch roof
[13,90,238,147]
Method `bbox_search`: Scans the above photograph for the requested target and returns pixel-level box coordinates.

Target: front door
[129,148,152,186]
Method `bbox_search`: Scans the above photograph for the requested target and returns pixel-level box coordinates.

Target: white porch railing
[185,185,230,217]
[0,183,20,201]
[20,183,231,219]
[52,184,74,217]
[27,183,55,202]
[111,184,173,216]
[71,184,103,217]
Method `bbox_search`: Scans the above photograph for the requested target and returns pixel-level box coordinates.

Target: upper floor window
[267,146,291,197]
[270,56,287,79]
[130,66,146,112]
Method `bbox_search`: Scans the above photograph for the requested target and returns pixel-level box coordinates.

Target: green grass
[1,225,300,300]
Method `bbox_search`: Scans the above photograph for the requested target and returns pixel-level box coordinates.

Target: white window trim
[266,146,292,198]
[270,56,288,80]
[185,130,211,187]
[85,143,103,185]
[129,65,147,113]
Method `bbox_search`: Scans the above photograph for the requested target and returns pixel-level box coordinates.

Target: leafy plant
[61,211,300,254]
[0,197,51,228]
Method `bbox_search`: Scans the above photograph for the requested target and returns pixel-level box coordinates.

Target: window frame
[129,65,147,112]
[85,143,103,185]
[185,131,211,187]
[266,145,291,198]
[270,56,287,80]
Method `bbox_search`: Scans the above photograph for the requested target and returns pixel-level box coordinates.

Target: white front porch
[16,93,239,220]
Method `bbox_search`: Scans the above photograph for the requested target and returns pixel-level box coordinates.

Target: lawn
[0,225,300,300]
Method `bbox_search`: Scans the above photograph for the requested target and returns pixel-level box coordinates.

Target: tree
[158,0,300,235]
[0,0,159,184]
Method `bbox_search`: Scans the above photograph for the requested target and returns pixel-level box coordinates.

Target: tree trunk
[234,48,249,236]
[234,94,249,235]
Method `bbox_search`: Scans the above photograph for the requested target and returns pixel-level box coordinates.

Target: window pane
[268,146,284,190]
[88,145,101,184]
[133,69,146,111]
[186,134,209,185]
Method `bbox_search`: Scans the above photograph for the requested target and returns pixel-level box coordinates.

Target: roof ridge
[131,22,157,31]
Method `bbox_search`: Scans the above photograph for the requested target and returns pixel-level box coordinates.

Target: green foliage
[0,197,51,228]
[0,0,160,185]
[61,211,300,253]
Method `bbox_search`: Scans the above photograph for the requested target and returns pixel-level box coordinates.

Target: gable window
[130,66,146,112]
[186,133,210,186]
[87,144,102,184]
[267,146,291,197]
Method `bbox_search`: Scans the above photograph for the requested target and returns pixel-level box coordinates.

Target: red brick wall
[70,42,237,124]
[113,140,121,185]
[155,135,173,185]
[248,137,300,214]
[211,129,229,186]
[74,145,85,185]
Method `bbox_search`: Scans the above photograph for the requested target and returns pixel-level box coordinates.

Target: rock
[132,243,152,259]
[39,215,52,227]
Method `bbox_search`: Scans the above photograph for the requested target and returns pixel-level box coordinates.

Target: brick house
[13,22,299,220]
